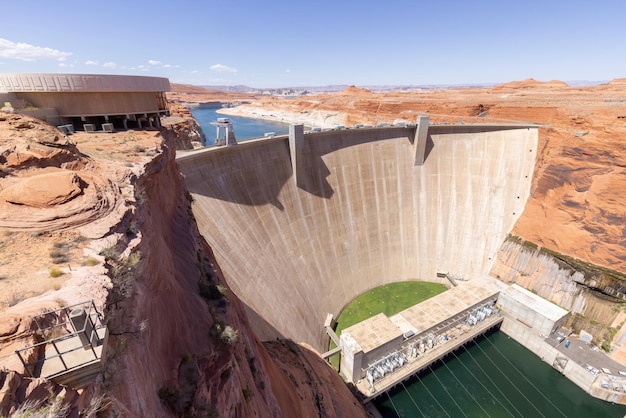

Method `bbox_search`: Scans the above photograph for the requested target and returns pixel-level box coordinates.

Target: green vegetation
[102,248,142,301]
[242,387,253,401]
[158,386,180,410]
[330,281,447,368]
[49,267,63,278]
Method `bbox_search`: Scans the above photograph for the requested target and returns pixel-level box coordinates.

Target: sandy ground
[0,115,162,313]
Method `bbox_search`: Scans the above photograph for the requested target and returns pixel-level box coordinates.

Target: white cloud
[191,70,199,74]
[163,64,171,68]
[285,69,291,73]
[0,38,71,62]
[103,62,117,69]
[148,59,161,65]
[58,62,74,68]
[85,60,99,66]
[210,64,238,73]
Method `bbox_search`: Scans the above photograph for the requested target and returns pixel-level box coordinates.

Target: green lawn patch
[329,281,447,369]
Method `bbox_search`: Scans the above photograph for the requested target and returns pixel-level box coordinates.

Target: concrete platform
[40,327,107,389]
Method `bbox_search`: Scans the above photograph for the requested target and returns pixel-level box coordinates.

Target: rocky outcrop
[491,236,625,349]
[0,112,129,232]
[0,370,80,416]
[161,104,206,149]
[0,170,83,208]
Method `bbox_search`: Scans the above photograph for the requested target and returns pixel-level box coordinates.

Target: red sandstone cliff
[0,112,366,417]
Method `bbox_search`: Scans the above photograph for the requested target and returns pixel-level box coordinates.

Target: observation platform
[15,300,108,389]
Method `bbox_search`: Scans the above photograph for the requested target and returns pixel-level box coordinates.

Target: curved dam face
[178,124,538,351]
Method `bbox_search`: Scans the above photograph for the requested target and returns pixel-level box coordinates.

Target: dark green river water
[374,330,626,418]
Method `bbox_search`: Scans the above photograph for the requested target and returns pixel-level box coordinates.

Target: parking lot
[545,330,626,378]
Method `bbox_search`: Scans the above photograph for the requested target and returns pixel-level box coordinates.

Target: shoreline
[215,104,347,129]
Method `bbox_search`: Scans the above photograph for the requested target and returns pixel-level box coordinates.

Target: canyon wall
[0,113,366,417]
[491,236,626,346]
[178,124,538,351]
[97,134,366,417]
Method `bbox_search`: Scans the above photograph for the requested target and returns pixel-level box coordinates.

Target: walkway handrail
[14,300,105,377]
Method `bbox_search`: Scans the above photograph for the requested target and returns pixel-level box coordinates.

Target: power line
[385,389,403,418]
[438,353,493,417]
[456,344,523,417]
[427,363,469,418]
[471,336,547,418]
[416,371,452,418]
[400,380,425,418]
[483,335,568,418]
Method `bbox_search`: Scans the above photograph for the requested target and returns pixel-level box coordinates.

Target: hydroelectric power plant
[177,117,626,411]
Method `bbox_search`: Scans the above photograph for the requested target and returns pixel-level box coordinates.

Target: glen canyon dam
[177,120,538,350]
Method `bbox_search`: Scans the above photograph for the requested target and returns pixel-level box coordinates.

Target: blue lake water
[190,107,292,145]
[375,330,626,418]
[187,108,626,417]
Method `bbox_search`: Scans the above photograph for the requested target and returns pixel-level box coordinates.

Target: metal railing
[15,300,106,378]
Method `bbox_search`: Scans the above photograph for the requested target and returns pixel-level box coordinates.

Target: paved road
[546,330,626,377]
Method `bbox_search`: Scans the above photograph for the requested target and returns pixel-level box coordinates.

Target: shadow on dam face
[177,124,538,351]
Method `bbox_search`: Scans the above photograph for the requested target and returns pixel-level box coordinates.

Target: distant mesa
[606,78,626,85]
[494,78,569,89]
[342,85,372,95]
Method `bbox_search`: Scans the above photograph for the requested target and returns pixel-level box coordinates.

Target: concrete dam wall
[177,124,538,351]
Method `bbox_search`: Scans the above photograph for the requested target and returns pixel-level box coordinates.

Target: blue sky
[1,0,624,88]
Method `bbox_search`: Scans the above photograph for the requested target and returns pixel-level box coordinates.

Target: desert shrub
[106,251,142,301]
[133,145,146,153]
[100,245,120,262]
[49,267,63,278]
[220,326,239,345]
[49,249,68,264]
[7,398,70,417]
[242,388,253,402]
[158,386,180,410]
[200,282,224,301]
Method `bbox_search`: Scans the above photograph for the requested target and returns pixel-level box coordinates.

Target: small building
[497,284,569,335]
[0,73,170,131]
[340,313,404,383]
